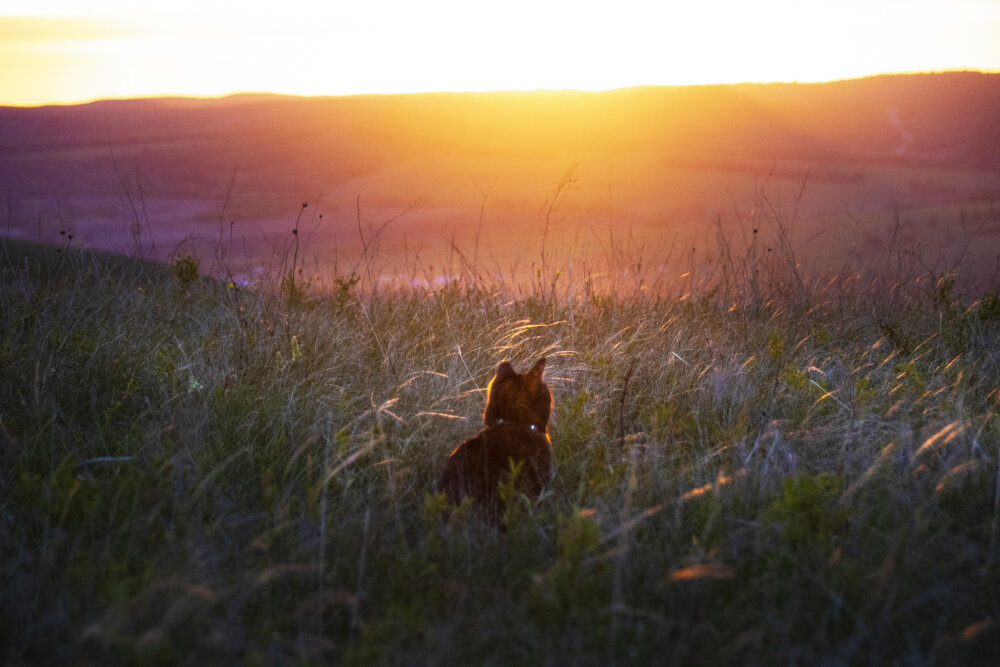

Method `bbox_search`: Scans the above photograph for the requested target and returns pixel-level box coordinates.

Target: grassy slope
[1,237,999,664]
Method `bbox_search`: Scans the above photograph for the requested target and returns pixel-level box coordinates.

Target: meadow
[2,189,999,664]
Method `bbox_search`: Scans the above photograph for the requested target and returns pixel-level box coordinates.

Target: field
[2,74,1000,663]
[2,213,999,664]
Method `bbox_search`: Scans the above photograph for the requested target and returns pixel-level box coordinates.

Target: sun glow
[2,0,999,105]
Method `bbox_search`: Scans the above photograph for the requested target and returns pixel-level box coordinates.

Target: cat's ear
[495,360,516,381]
[527,357,546,379]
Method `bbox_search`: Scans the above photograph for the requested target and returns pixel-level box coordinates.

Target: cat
[438,357,553,522]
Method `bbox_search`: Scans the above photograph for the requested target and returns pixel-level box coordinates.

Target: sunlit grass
[1,205,999,664]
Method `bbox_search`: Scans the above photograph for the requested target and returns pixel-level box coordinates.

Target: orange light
[1,1,999,105]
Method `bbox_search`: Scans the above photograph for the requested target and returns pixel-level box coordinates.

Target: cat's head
[482,357,552,433]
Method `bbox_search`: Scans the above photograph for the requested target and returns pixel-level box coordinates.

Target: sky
[1,0,999,106]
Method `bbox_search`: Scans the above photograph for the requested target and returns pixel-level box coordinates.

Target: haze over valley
[3,72,999,291]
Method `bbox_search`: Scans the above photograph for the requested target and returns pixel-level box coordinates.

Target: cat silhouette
[438,357,552,521]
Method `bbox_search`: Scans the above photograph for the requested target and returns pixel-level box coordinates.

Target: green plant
[170,253,200,286]
[764,472,849,552]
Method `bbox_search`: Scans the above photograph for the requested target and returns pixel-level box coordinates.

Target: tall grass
[1,190,999,664]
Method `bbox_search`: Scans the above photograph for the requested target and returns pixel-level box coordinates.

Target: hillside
[2,72,999,166]
[1,72,998,292]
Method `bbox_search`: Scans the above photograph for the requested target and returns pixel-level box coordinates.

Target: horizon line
[4,68,997,109]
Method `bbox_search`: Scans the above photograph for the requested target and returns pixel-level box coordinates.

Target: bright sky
[1,0,998,106]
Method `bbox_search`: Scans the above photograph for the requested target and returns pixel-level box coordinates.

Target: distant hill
[2,72,998,272]
[1,72,998,170]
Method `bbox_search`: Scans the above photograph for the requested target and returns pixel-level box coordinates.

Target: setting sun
[1,0,999,105]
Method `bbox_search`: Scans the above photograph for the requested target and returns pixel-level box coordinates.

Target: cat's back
[438,423,551,508]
